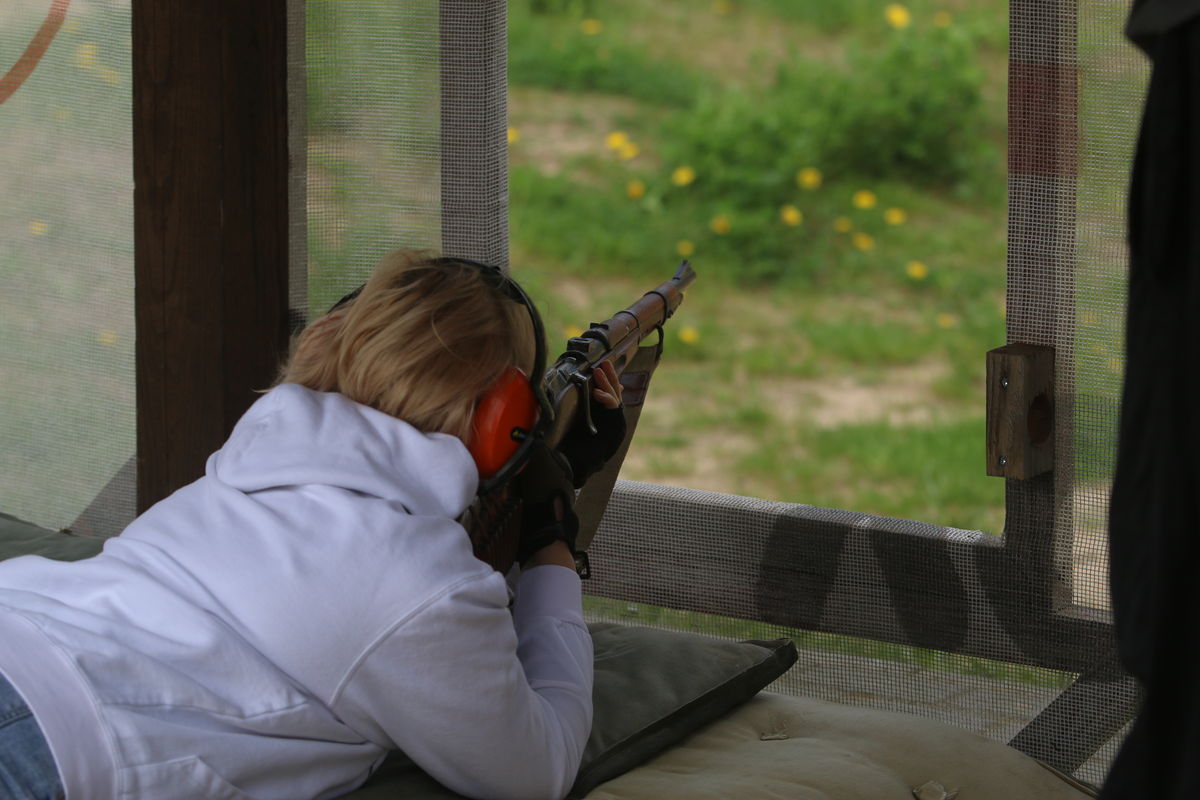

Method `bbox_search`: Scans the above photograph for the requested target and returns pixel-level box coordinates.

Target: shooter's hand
[557,360,627,489]
[590,360,623,410]
[515,440,579,566]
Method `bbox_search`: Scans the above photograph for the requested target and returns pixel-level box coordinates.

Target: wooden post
[132,0,292,512]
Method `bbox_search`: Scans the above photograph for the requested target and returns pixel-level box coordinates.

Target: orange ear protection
[329,256,551,495]
[468,366,539,480]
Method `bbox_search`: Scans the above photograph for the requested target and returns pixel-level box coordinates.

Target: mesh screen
[587,480,1133,787]
[0,0,134,533]
[301,0,509,320]
[303,1,443,313]
[1070,0,1147,615]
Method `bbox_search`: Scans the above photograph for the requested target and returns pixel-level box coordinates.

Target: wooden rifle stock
[543,262,696,557]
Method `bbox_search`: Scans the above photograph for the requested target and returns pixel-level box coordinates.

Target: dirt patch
[508,88,644,177]
[762,360,953,428]
[618,360,957,498]
[620,428,775,498]
[618,4,844,87]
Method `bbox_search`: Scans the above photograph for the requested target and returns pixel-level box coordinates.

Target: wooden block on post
[986,344,1055,479]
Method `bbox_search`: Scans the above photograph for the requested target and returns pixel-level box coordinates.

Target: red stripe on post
[1009,61,1081,178]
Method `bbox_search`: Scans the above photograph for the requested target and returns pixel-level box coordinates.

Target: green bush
[744,0,880,33]
[819,32,988,183]
[662,24,987,207]
[508,10,702,107]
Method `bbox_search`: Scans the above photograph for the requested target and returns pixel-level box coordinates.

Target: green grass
[500,0,1021,533]
[509,11,703,106]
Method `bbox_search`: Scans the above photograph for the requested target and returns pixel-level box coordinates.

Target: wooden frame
[131,0,292,512]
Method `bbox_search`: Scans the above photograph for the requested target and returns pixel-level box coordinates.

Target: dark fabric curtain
[1101,2,1200,797]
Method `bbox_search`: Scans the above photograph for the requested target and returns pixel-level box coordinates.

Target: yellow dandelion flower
[780,204,803,226]
[936,312,958,329]
[710,215,731,235]
[833,217,853,233]
[98,67,121,85]
[1107,357,1123,374]
[885,4,912,29]
[796,167,822,190]
[626,180,646,199]
[933,11,953,28]
[605,131,629,150]
[712,0,734,16]
[883,207,907,225]
[97,330,118,346]
[679,326,701,345]
[905,260,929,280]
[671,166,696,187]
[564,325,585,339]
[507,126,520,145]
[617,141,640,160]
[852,189,877,210]
[75,43,98,69]
[852,233,875,251]
[676,240,695,257]
[28,220,48,237]
[580,19,603,35]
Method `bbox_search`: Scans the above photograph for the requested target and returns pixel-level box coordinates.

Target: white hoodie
[0,384,593,800]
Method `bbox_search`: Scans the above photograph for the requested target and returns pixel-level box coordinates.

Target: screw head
[999,456,1008,467]
[1000,377,1009,389]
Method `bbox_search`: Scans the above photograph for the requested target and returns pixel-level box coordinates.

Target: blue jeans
[0,671,64,800]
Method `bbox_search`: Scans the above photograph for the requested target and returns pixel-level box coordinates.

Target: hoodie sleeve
[334,564,594,800]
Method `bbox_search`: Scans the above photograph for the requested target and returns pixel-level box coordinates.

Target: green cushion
[0,512,105,562]
[571,624,796,797]
[348,625,797,799]
[0,512,797,798]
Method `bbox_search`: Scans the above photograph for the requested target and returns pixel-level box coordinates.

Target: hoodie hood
[209,383,478,520]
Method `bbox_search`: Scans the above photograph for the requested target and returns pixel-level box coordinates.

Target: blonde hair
[276,250,537,442]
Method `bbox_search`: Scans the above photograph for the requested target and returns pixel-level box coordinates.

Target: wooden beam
[589,481,1120,677]
[132,0,291,512]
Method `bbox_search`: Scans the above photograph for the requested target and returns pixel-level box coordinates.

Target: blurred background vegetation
[301,0,1010,533]
[503,0,1009,533]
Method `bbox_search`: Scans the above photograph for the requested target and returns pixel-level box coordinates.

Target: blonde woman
[0,251,623,800]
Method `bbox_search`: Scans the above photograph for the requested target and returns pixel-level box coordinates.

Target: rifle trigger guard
[570,372,598,434]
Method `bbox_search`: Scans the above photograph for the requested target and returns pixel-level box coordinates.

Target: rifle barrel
[541,262,695,444]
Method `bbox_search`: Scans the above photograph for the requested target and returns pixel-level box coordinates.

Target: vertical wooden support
[987,344,1056,479]
[132,1,291,512]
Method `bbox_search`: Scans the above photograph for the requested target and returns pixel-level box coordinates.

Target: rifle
[468,261,697,572]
